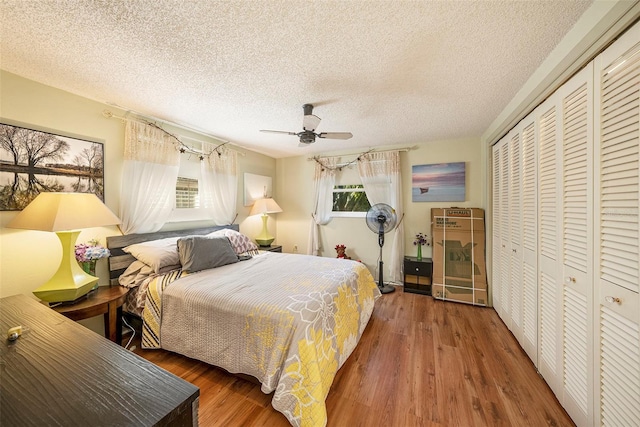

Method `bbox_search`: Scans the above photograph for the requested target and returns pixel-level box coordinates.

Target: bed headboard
[106,224,239,286]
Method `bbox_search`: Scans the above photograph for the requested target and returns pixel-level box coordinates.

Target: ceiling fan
[260,104,353,146]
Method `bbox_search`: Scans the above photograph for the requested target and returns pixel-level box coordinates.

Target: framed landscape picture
[0,123,104,211]
[412,162,466,202]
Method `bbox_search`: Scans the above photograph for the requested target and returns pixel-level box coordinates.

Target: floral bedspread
[141,252,380,427]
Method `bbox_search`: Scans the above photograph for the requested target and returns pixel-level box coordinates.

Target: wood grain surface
[47,286,129,343]
[48,285,128,319]
[0,294,199,426]
[132,288,575,426]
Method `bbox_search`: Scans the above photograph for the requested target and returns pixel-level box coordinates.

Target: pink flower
[75,240,110,262]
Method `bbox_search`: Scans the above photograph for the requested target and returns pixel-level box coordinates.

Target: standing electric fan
[365,203,397,294]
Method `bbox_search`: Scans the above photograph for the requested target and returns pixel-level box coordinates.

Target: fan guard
[365,203,397,294]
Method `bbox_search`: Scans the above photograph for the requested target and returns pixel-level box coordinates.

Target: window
[175,177,199,209]
[168,137,212,223]
[332,184,370,217]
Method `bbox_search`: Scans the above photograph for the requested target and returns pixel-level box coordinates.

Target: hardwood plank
[130,288,575,426]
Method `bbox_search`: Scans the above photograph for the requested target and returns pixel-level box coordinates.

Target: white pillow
[123,236,180,273]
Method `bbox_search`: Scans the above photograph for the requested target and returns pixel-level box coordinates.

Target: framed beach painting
[412,162,465,202]
[0,123,104,211]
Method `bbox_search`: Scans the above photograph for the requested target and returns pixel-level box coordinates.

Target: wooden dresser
[0,294,199,426]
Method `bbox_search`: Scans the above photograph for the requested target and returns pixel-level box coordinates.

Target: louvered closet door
[520,115,538,364]
[509,128,524,342]
[499,137,512,328]
[594,22,640,427]
[559,63,594,427]
[536,95,564,396]
[492,140,503,313]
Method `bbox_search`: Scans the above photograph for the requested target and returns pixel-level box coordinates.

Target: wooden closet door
[594,22,640,427]
[559,63,594,427]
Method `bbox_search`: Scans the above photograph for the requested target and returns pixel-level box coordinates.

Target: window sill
[331,212,367,218]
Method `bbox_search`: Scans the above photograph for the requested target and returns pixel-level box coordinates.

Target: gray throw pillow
[177,235,239,273]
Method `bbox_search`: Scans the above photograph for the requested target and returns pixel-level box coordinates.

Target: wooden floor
[130,287,575,426]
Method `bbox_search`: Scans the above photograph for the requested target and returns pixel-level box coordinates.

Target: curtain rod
[307,145,414,161]
[102,109,246,156]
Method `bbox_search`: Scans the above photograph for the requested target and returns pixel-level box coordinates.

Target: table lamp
[6,192,121,303]
[249,197,282,247]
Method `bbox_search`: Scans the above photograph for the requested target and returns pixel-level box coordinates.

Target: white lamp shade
[249,198,283,216]
[7,192,120,231]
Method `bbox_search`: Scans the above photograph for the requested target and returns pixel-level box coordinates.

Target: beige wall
[0,71,276,330]
[0,71,126,301]
[0,70,486,332]
[275,138,485,276]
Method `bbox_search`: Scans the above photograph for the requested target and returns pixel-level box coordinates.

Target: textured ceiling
[1,0,593,158]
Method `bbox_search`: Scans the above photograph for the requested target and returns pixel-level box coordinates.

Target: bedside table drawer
[405,260,431,277]
[404,257,433,296]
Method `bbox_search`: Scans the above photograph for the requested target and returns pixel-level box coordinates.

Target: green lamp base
[33,281,96,304]
[255,214,275,247]
[34,230,99,303]
[255,237,275,247]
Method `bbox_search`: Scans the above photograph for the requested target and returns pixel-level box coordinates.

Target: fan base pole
[377,259,395,294]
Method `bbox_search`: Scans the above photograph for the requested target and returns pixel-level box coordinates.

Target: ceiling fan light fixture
[259,104,353,147]
[299,131,316,144]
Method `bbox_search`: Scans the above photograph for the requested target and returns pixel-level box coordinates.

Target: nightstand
[46,285,128,344]
[261,245,282,253]
[404,257,433,296]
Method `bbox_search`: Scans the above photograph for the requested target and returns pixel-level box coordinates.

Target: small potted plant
[413,232,430,261]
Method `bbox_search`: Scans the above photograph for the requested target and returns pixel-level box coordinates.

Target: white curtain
[119,121,180,234]
[358,151,404,283]
[307,157,338,255]
[201,143,237,224]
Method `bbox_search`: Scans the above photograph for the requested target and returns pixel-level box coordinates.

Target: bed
[107,225,381,427]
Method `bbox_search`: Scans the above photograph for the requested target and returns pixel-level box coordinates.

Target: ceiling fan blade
[260,130,298,136]
[318,132,353,140]
[303,114,321,132]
